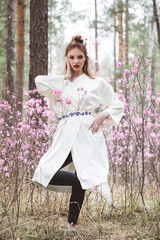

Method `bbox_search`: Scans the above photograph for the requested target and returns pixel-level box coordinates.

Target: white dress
[32,73,124,193]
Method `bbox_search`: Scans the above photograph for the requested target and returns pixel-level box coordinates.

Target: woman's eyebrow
[68,55,84,57]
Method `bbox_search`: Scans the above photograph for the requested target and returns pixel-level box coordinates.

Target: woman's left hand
[88,111,110,134]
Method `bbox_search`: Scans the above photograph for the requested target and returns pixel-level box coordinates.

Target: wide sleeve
[100,78,125,126]
[35,74,65,99]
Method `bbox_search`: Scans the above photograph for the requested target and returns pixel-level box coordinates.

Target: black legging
[49,152,86,225]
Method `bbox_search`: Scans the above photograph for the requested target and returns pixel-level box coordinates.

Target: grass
[0,185,160,240]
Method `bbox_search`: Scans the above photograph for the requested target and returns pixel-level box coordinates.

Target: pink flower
[146,78,152,82]
[90,186,96,192]
[5,172,10,177]
[156,98,160,104]
[53,90,62,95]
[147,86,152,91]
[96,71,100,76]
[124,69,130,74]
[135,64,140,69]
[84,90,87,95]
[0,159,5,165]
[57,98,63,103]
[117,61,123,67]
[139,43,144,47]
[92,38,100,45]
[65,98,72,104]
[144,58,151,64]
[132,59,136,64]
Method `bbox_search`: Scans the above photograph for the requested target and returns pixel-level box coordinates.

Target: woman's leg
[49,152,86,225]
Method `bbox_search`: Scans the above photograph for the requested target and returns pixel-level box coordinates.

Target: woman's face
[67,48,86,73]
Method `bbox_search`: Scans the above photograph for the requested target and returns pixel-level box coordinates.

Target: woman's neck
[70,71,84,81]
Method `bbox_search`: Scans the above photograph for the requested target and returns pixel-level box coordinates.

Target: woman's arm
[89,78,125,134]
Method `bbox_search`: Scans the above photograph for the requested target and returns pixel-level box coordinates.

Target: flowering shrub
[102,45,160,207]
[0,91,57,192]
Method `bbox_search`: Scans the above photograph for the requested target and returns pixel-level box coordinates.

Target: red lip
[74,65,80,68]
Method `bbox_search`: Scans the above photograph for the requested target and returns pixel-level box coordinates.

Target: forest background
[0,0,160,239]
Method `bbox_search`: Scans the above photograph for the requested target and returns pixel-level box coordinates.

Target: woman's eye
[69,56,74,59]
[78,56,83,59]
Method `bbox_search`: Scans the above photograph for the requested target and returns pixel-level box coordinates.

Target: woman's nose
[74,58,79,63]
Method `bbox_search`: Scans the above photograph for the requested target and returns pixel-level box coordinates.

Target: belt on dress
[58,111,92,121]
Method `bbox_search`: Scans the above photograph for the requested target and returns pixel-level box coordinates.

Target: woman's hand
[88,111,110,134]
[64,56,72,80]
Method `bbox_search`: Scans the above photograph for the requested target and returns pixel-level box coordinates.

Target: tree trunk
[152,0,160,49]
[95,0,98,73]
[15,0,25,113]
[125,0,129,65]
[29,0,48,92]
[118,0,123,62]
[6,0,15,100]
[113,0,117,91]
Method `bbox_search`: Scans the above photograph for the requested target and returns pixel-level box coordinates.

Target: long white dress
[32,73,124,193]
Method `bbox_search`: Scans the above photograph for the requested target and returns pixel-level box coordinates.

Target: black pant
[49,152,86,225]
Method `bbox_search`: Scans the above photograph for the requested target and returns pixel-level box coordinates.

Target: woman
[32,35,124,227]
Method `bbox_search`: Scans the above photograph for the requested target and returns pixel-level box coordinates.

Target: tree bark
[118,0,123,62]
[125,0,129,65]
[6,0,15,100]
[152,0,160,49]
[95,0,98,73]
[29,0,48,92]
[15,0,25,112]
[113,0,117,91]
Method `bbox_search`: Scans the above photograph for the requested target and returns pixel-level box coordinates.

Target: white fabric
[32,73,124,193]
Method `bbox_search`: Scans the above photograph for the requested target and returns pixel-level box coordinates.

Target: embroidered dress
[32,73,124,193]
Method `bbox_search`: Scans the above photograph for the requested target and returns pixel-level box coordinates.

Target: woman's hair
[64,35,96,79]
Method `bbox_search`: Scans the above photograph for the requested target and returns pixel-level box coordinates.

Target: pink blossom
[57,98,63,103]
[144,58,151,64]
[156,98,160,104]
[124,69,130,74]
[0,159,5,165]
[135,82,139,87]
[117,61,123,67]
[92,38,100,45]
[139,43,144,47]
[147,86,152,91]
[96,71,100,76]
[5,172,10,177]
[131,68,138,74]
[146,78,152,82]
[65,98,72,104]
[0,118,4,124]
[53,90,62,95]
[90,186,96,192]
[135,64,140,69]
[132,59,136,64]
[84,90,87,95]
[3,166,8,171]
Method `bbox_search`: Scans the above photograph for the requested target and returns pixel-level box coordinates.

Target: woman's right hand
[64,56,72,80]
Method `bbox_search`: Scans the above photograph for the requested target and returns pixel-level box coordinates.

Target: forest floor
[0,186,160,240]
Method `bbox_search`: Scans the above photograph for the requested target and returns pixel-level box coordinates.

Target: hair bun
[72,35,84,44]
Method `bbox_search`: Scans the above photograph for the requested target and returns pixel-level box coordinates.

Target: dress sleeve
[100,78,125,126]
[35,74,65,99]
